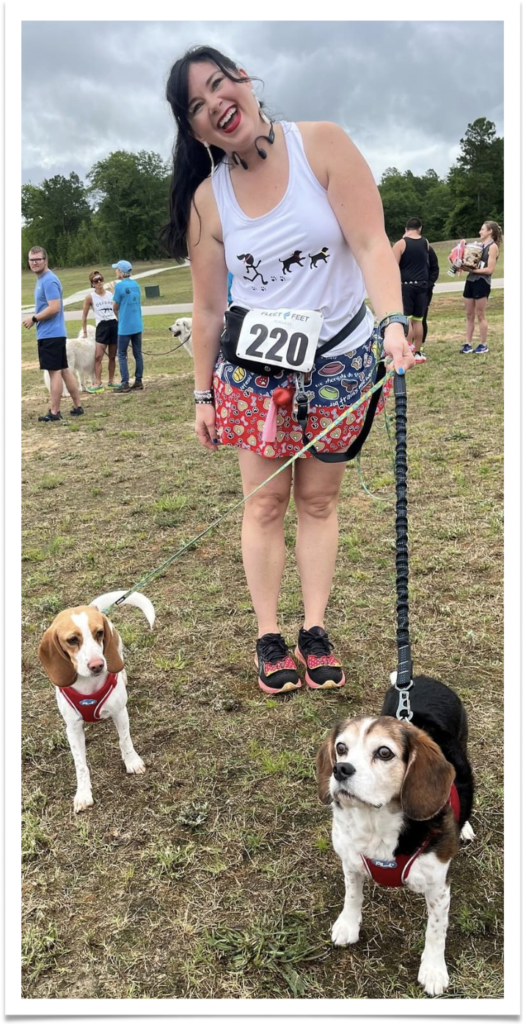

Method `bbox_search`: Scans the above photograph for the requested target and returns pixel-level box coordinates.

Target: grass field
[21,292,503,1000]
[21,239,504,314]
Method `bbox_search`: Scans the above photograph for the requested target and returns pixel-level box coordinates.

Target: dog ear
[38,627,77,688]
[401,724,455,820]
[316,724,341,805]
[102,616,124,674]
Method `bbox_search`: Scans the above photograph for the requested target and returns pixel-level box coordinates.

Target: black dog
[279,250,304,274]
[309,247,330,268]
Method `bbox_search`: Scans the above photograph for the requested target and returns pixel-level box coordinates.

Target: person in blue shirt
[111,260,144,392]
[22,246,84,421]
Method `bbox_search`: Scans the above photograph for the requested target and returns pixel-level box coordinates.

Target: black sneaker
[112,383,131,393]
[295,626,345,689]
[131,380,144,390]
[70,406,84,416]
[38,409,62,422]
[255,633,301,694]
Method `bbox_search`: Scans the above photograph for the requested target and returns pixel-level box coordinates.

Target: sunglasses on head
[92,276,103,283]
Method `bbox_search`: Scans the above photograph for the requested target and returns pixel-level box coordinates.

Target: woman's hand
[383,327,415,374]
[195,403,218,451]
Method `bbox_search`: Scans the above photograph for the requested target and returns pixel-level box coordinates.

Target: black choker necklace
[232,121,275,171]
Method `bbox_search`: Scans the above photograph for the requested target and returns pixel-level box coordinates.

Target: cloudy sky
[22,19,504,188]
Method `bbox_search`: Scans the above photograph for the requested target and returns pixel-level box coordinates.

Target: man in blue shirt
[22,247,84,421]
[111,260,144,393]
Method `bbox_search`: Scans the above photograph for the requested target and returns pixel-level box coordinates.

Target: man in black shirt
[393,218,430,363]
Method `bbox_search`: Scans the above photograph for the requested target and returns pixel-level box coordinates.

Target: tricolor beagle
[38,591,154,814]
[317,674,475,997]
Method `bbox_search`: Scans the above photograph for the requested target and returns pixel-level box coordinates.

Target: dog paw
[418,960,449,997]
[460,820,475,842]
[126,755,146,775]
[331,913,360,946]
[74,790,94,813]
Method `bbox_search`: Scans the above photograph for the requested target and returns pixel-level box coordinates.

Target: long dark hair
[483,220,503,246]
[162,46,251,261]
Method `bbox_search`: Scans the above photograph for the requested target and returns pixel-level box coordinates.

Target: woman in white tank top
[164,45,415,695]
[81,270,119,390]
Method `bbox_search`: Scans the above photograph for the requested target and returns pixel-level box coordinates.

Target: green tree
[21,173,92,263]
[88,150,171,260]
[378,169,421,241]
[445,118,503,237]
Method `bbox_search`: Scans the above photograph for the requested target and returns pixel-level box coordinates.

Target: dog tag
[236,308,323,373]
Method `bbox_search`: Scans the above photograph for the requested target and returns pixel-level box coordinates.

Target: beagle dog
[38,591,155,814]
[317,674,474,997]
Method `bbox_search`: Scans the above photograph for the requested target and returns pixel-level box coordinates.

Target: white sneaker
[414,351,427,364]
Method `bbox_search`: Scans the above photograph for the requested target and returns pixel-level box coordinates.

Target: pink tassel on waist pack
[261,387,295,444]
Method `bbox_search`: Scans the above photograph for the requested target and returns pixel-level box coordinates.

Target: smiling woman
[162,43,415,696]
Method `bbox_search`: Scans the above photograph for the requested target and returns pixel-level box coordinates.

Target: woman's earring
[259,101,271,126]
[204,142,216,176]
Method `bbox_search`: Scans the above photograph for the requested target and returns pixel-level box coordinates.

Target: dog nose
[333,762,356,781]
[88,658,105,674]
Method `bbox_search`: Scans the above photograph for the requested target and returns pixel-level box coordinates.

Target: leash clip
[293,372,309,427]
[395,685,414,722]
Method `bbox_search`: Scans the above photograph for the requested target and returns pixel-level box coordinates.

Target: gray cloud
[22,20,503,186]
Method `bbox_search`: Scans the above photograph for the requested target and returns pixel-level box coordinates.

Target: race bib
[236,308,323,373]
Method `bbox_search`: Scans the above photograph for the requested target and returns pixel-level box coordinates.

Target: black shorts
[463,278,491,301]
[37,336,68,371]
[402,282,428,320]
[96,320,118,347]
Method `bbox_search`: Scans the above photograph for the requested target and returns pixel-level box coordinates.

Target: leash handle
[394,372,413,715]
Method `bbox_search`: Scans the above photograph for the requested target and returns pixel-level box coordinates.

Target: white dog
[168,317,193,357]
[43,325,97,396]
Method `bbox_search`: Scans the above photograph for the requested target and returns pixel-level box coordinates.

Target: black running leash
[393,372,413,720]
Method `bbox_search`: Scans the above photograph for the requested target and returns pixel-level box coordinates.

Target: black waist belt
[220,301,367,374]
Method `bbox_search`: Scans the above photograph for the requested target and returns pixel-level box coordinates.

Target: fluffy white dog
[168,317,193,357]
[43,325,97,396]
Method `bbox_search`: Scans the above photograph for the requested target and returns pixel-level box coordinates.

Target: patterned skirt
[212,332,392,459]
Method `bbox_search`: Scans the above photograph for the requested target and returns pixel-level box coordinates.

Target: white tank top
[91,289,117,324]
[211,121,374,354]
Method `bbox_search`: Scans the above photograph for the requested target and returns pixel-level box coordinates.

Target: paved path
[21,263,190,312]
[58,278,503,323]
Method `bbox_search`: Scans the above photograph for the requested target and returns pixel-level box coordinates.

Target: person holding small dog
[460,221,502,355]
[111,260,144,392]
[23,246,84,422]
[164,45,414,695]
[82,271,119,392]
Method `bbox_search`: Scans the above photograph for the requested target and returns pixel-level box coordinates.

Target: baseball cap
[112,260,132,272]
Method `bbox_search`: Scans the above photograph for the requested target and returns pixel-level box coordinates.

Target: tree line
[21,118,503,270]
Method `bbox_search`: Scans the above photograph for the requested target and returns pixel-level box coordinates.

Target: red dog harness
[61,673,119,723]
[361,783,461,888]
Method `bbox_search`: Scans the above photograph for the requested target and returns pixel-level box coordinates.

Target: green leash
[103,369,395,616]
